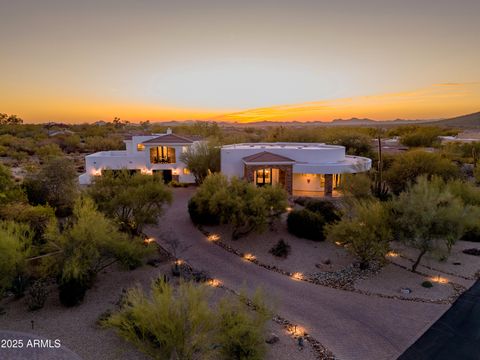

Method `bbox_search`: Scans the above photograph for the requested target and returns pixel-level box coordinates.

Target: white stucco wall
[79,135,198,185]
[221,143,372,180]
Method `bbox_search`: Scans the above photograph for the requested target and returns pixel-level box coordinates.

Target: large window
[256,168,272,186]
[150,146,176,164]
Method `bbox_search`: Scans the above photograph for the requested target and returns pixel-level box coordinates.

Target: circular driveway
[148,188,449,360]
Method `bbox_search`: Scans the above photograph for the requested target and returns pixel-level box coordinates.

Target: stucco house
[79,129,198,185]
[80,133,372,197]
[221,142,372,197]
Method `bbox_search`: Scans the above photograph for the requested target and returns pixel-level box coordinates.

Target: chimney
[166,127,172,135]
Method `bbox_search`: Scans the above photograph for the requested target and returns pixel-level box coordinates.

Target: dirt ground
[0,260,316,360]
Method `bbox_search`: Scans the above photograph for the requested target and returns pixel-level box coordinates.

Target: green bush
[269,239,291,258]
[189,174,287,239]
[461,228,480,242]
[26,281,48,311]
[105,280,216,360]
[217,292,269,360]
[187,197,220,225]
[287,209,326,241]
[421,281,433,288]
[304,199,340,223]
[384,150,461,194]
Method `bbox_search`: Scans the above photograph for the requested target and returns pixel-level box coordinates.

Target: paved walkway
[147,188,449,360]
[399,279,480,360]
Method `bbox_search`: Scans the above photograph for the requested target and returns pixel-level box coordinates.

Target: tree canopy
[44,197,150,305]
[88,170,172,235]
[326,199,391,269]
[179,141,220,184]
[391,176,466,271]
[384,150,461,194]
[24,157,78,216]
[189,173,288,239]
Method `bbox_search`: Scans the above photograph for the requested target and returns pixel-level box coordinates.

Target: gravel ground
[354,264,455,301]
[390,240,480,279]
[204,219,355,275]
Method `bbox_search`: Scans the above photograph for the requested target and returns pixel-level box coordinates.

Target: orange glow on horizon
[2,83,479,124]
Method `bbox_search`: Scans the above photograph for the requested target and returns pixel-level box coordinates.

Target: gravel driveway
[147,188,450,360]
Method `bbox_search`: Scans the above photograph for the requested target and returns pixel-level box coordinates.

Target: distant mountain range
[89,111,480,128]
[421,111,480,127]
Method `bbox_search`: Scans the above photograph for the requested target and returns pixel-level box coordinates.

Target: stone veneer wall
[324,174,333,196]
[244,164,293,194]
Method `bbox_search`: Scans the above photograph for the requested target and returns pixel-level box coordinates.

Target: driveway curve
[147,188,449,360]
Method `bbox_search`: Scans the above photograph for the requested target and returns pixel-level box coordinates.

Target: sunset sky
[0,0,479,123]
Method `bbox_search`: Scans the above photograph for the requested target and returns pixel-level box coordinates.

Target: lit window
[183,168,190,175]
[137,143,145,151]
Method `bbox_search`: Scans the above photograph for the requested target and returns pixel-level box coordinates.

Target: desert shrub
[339,173,373,199]
[44,197,151,306]
[0,203,55,243]
[384,150,461,194]
[59,277,89,307]
[179,141,221,184]
[326,199,391,269]
[461,227,480,242]
[170,180,188,188]
[0,221,32,296]
[287,209,326,241]
[24,157,78,216]
[190,174,287,239]
[26,281,48,311]
[391,176,465,272]
[399,127,445,148]
[36,143,63,160]
[187,197,220,225]
[217,290,270,360]
[304,199,340,223]
[421,281,433,288]
[88,170,172,235]
[269,239,291,258]
[11,275,29,298]
[104,280,269,360]
[0,163,25,204]
[104,280,217,360]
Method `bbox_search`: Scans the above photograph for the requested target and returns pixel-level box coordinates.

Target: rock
[322,258,331,265]
[265,333,280,344]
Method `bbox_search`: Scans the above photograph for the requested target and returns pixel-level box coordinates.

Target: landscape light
[208,279,222,287]
[243,253,256,261]
[207,234,220,242]
[291,272,303,281]
[431,276,449,284]
[143,237,155,244]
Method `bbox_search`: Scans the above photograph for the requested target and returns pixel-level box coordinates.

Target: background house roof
[242,151,295,164]
[142,133,194,144]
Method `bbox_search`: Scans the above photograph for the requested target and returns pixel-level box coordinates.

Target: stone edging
[198,226,463,305]
[153,243,336,360]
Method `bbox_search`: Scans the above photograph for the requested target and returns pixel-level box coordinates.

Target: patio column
[324,174,333,196]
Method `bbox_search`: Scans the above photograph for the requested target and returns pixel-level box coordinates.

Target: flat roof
[221,142,344,150]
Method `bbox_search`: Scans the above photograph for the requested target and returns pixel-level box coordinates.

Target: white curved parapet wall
[221,142,372,178]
